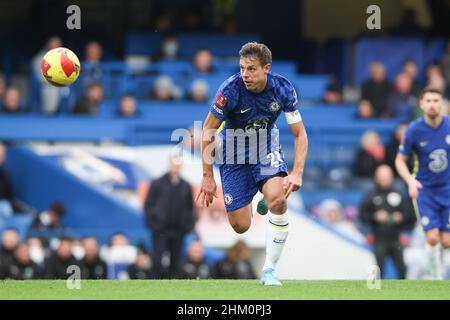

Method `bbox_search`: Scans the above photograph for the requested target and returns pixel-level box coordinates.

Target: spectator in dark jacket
[144,156,196,278]
[0,228,20,277]
[177,239,210,279]
[384,123,414,176]
[361,62,391,117]
[44,237,82,279]
[73,81,103,115]
[127,248,155,279]
[0,143,15,216]
[81,236,107,279]
[402,59,423,97]
[212,240,256,279]
[359,165,416,279]
[0,88,24,114]
[387,72,417,121]
[2,244,39,279]
[354,130,385,178]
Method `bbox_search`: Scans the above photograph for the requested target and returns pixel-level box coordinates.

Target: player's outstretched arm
[196,111,222,207]
[284,120,308,198]
[395,154,422,199]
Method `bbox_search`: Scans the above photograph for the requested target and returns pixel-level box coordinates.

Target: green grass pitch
[0,280,449,300]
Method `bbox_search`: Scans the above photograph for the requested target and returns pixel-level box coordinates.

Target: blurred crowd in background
[1,4,450,280]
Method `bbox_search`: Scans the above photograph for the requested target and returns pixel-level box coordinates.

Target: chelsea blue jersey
[399,116,450,189]
[210,71,299,164]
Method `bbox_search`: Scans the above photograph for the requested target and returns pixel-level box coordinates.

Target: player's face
[420,92,443,119]
[239,56,270,93]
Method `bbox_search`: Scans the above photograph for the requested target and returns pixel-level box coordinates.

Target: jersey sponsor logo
[269,101,281,112]
[446,135,450,145]
[224,193,233,205]
[214,93,227,109]
[428,148,448,173]
[240,108,251,114]
[419,141,428,147]
[244,118,269,133]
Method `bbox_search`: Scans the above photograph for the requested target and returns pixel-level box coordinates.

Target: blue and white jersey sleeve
[210,78,238,121]
[281,79,299,113]
[399,124,415,157]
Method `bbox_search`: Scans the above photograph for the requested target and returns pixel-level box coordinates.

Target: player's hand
[407,178,423,199]
[392,212,403,224]
[283,173,303,198]
[374,210,389,223]
[196,174,217,207]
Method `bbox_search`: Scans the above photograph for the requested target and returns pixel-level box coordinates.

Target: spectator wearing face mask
[158,34,179,61]
[26,237,46,274]
[30,201,65,231]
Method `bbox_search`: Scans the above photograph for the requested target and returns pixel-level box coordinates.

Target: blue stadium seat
[290,75,328,101]
[125,32,163,56]
[177,33,261,57]
[0,213,35,240]
[271,60,298,76]
[324,38,350,85]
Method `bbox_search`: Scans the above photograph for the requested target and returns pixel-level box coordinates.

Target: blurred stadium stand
[1,12,448,278]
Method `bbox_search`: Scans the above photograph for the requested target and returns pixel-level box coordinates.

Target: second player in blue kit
[396,87,450,279]
[196,42,308,286]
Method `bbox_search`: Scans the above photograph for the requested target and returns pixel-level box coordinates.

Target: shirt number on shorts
[428,149,448,173]
[267,151,283,168]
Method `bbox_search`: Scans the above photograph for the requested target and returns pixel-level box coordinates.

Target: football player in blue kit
[396,87,450,279]
[196,42,308,286]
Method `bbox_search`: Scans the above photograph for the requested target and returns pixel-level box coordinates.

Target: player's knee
[441,238,450,249]
[268,196,287,214]
[231,222,250,234]
[426,234,440,246]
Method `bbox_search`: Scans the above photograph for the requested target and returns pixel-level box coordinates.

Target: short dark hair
[86,80,103,90]
[419,87,443,100]
[239,42,272,67]
[49,201,65,217]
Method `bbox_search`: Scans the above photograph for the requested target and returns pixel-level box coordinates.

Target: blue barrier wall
[5,146,150,243]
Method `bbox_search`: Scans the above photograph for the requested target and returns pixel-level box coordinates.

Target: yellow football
[41,47,80,86]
